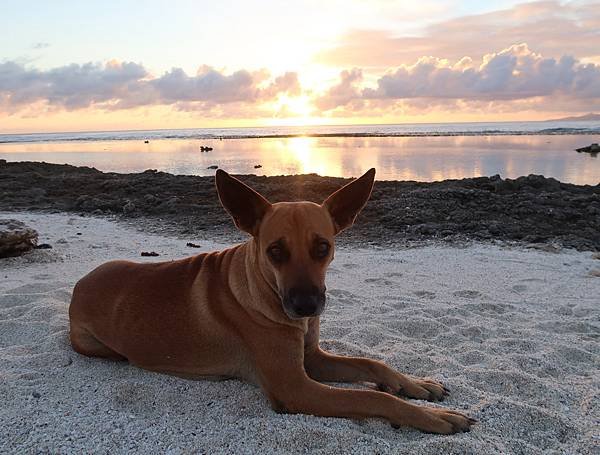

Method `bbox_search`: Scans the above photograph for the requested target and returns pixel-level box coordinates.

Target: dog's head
[215,168,375,319]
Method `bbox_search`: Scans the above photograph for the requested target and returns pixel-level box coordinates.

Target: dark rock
[0,219,39,258]
[144,140,149,144]
[81,197,102,210]
[525,174,547,188]
[492,179,515,193]
[159,196,178,212]
[24,187,47,199]
[143,194,158,204]
[141,251,159,257]
[254,164,262,169]
[123,201,136,214]
[75,195,89,207]
[575,143,599,155]
[186,242,202,248]
[35,243,52,249]
[545,177,562,191]
[1,162,599,251]
[207,165,219,169]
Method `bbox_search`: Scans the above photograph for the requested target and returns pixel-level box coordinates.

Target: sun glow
[267,94,328,127]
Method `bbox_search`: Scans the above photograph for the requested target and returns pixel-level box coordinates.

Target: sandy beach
[1,211,598,453]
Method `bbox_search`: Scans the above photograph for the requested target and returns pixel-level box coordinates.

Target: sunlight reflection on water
[1,135,599,184]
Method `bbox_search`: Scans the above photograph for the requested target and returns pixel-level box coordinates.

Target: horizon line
[2,116,597,137]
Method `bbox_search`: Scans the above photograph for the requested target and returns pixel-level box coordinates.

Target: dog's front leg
[257,354,472,434]
[304,347,449,402]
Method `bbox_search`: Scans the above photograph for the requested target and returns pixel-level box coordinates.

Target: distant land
[546,113,600,122]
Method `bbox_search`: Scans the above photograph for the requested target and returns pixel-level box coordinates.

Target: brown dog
[69,168,475,434]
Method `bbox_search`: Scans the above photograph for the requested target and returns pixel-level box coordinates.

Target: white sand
[1,212,599,454]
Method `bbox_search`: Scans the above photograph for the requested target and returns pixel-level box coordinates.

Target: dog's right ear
[215,169,271,236]
[323,168,375,235]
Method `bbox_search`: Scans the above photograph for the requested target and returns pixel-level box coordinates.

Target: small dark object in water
[200,146,213,152]
[207,165,218,170]
[186,242,202,248]
[141,251,159,257]
[76,232,82,236]
[144,140,149,144]
[254,164,262,169]
[575,143,599,156]
[35,243,52,249]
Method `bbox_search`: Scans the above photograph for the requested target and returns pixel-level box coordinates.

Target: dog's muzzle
[282,285,326,319]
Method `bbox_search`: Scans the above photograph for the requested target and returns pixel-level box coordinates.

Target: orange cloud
[314,44,600,115]
[316,1,600,69]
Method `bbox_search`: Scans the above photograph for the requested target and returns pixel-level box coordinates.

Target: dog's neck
[229,239,308,332]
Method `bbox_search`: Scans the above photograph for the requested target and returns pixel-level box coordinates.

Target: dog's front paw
[406,378,450,402]
[404,407,476,434]
[379,377,449,402]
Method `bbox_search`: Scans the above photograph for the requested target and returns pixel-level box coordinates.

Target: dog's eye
[267,244,287,263]
[269,246,282,259]
[314,241,330,259]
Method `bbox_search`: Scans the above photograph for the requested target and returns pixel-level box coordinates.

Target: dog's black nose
[283,286,326,318]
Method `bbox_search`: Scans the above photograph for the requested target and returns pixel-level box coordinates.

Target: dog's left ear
[323,168,375,235]
[215,169,271,236]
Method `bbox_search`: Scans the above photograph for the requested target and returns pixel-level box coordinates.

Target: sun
[268,94,325,127]
[282,95,312,118]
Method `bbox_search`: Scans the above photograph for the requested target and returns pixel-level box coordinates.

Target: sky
[1,0,600,133]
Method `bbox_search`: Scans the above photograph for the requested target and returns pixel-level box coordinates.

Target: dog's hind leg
[304,347,448,402]
[70,325,126,360]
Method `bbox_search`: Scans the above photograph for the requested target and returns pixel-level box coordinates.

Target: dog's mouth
[281,288,326,319]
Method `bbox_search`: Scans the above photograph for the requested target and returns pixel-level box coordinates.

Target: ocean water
[1,120,600,143]
[1,122,599,184]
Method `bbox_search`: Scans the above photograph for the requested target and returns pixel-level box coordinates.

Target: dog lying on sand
[69,168,475,434]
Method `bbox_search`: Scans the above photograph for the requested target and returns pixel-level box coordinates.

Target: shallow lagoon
[1,134,599,184]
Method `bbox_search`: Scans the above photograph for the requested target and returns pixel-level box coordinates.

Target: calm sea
[1,121,599,184]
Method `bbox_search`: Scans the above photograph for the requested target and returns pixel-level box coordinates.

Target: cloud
[260,72,301,98]
[369,44,600,100]
[314,68,363,111]
[316,1,600,68]
[0,60,148,109]
[150,67,254,106]
[0,61,301,112]
[315,44,600,113]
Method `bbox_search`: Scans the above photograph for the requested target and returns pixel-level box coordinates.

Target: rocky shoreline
[1,160,599,251]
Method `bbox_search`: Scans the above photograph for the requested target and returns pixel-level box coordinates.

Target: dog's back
[69,247,251,378]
